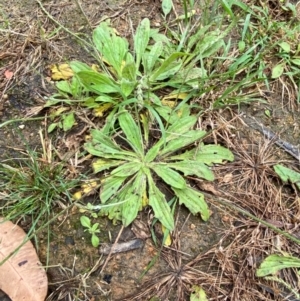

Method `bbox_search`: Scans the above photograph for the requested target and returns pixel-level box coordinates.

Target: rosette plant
[84,110,234,230]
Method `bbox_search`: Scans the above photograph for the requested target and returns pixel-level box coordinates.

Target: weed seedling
[80,216,100,247]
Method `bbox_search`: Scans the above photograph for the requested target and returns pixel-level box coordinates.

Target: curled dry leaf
[0,219,48,301]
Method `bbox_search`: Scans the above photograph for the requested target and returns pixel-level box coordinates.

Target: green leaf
[85,129,137,159]
[167,161,214,181]
[134,18,150,70]
[62,112,75,131]
[162,0,172,16]
[85,142,136,160]
[147,171,174,230]
[100,176,127,203]
[99,185,130,222]
[77,71,120,94]
[121,172,146,226]
[165,115,197,142]
[142,41,163,74]
[91,129,121,148]
[47,123,58,133]
[92,158,125,173]
[122,62,136,80]
[190,285,208,301]
[80,216,91,228]
[238,40,246,52]
[56,81,72,94]
[160,130,206,156]
[91,234,100,247]
[187,25,211,52]
[221,0,234,18]
[271,64,284,79]
[149,52,186,82]
[278,41,290,53]
[118,111,143,156]
[151,164,186,189]
[173,187,210,221]
[194,33,224,59]
[70,61,93,72]
[91,223,99,232]
[171,144,234,164]
[274,164,300,190]
[256,254,300,277]
[145,143,162,163]
[121,55,136,95]
[89,129,136,158]
[291,58,300,66]
[120,78,136,97]
[93,22,129,77]
[111,162,141,177]
[173,67,207,87]
[121,58,136,95]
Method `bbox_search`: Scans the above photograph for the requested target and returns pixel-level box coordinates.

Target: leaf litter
[0,219,48,301]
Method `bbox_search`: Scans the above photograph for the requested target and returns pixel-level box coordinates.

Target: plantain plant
[84,110,234,230]
[46,17,236,133]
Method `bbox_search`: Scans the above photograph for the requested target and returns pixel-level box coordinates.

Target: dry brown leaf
[0,219,48,301]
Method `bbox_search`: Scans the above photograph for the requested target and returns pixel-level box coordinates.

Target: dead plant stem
[0,116,48,129]
[206,192,300,245]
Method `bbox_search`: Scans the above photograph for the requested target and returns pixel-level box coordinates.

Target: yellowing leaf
[190,285,208,301]
[162,92,188,101]
[73,191,82,200]
[73,180,100,200]
[120,60,127,71]
[93,103,113,117]
[142,187,148,206]
[91,64,100,72]
[0,218,48,301]
[161,98,189,117]
[51,107,69,117]
[161,225,172,246]
[50,63,74,80]
[162,99,177,108]
[81,180,99,194]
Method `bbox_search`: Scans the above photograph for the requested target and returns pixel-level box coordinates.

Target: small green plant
[236,3,300,101]
[0,131,81,251]
[274,164,300,190]
[80,215,100,247]
[84,110,234,230]
[256,254,300,299]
